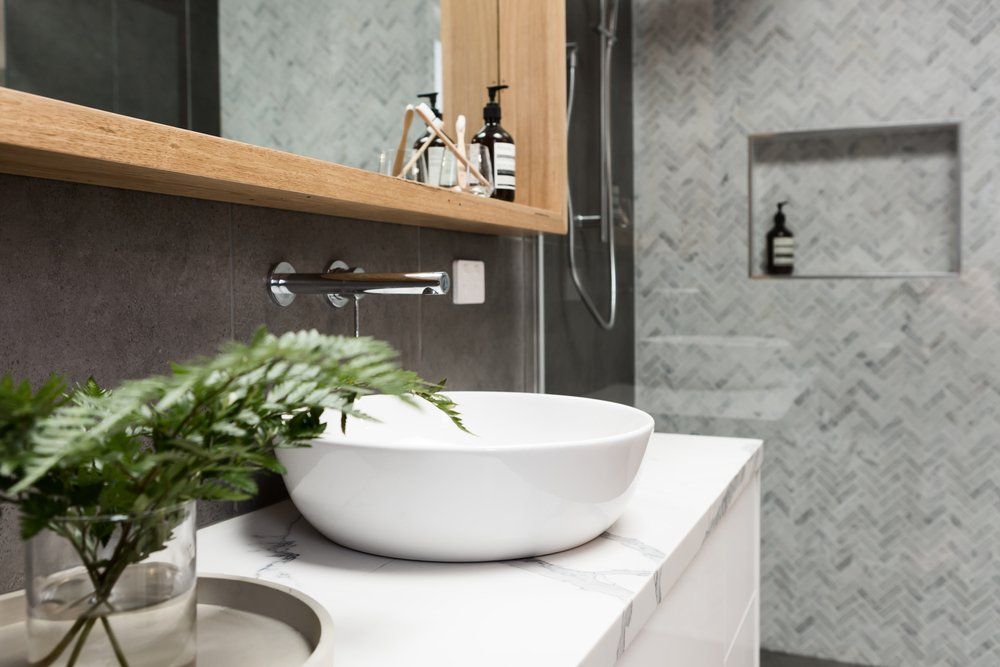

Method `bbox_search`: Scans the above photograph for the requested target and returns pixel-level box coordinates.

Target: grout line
[111,0,119,113]
[517,237,528,392]
[226,203,236,515]
[534,235,545,394]
[416,227,422,366]
[184,0,193,129]
[529,236,539,393]
[228,204,235,340]
[0,1,6,85]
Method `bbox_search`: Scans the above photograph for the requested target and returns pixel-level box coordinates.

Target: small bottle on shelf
[472,84,515,202]
[766,201,794,276]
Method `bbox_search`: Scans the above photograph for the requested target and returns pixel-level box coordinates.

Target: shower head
[595,0,620,43]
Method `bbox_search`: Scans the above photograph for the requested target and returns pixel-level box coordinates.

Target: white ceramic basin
[277,391,654,562]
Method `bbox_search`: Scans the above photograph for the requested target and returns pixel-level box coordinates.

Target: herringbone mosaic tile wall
[219,0,438,170]
[633,1,1000,665]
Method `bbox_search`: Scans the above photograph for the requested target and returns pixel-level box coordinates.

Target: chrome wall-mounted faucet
[267,260,450,335]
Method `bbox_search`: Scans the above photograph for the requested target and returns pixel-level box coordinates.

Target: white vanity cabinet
[198,434,762,667]
[618,472,761,667]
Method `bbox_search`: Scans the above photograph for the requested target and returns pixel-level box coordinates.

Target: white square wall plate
[452,259,486,304]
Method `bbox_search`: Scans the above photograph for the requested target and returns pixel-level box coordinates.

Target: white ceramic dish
[277,391,654,561]
[0,574,334,667]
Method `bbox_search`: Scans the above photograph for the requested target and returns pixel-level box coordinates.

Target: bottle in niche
[766,201,794,275]
[472,84,515,202]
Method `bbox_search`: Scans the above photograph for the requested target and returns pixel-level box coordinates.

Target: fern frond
[2,328,465,542]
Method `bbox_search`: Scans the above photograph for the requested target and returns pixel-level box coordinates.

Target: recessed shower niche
[748,123,961,279]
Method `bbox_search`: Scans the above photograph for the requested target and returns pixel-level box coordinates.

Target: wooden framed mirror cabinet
[0,0,567,236]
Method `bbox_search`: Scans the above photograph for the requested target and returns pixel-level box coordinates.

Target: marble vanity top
[197,433,763,667]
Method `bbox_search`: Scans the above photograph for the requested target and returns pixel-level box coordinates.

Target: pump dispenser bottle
[472,84,515,202]
[766,201,795,275]
[414,92,449,184]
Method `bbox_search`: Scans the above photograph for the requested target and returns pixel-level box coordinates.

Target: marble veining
[197,434,761,667]
[508,558,652,601]
[617,602,634,659]
[707,446,764,536]
[254,513,303,581]
[600,532,667,561]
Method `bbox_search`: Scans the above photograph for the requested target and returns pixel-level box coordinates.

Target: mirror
[0,0,451,171]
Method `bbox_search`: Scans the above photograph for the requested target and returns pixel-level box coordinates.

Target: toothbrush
[412,103,489,187]
[399,117,443,178]
[391,105,415,177]
[455,114,467,190]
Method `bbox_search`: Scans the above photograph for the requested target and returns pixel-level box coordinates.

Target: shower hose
[566,0,620,331]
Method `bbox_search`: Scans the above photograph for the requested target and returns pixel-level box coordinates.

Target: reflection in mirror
[0,1,5,85]
[0,0,441,171]
[2,0,219,134]
[220,1,440,170]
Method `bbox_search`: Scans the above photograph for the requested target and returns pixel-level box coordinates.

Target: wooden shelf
[0,88,565,236]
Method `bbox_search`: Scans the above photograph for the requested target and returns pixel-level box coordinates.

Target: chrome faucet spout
[267,261,450,308]
[273,270,449,296]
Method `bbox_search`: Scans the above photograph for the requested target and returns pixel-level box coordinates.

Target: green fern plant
[0,328,464,666]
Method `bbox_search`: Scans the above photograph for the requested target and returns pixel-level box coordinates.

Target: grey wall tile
[196,501,238,530]
[0,174,234,589]
[0,506,24,594]
[0,174,232,387]
[416,230,531,392]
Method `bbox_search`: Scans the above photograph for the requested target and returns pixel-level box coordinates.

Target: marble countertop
[197,433,763,667]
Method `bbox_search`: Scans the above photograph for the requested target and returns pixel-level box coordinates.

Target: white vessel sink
[277,392,654,562]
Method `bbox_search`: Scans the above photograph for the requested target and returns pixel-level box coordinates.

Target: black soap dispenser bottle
[766,201,795,275]
[472,84,515,202]
[413,92,449,184]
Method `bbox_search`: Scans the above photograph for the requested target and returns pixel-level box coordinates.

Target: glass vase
[25,501,197,667]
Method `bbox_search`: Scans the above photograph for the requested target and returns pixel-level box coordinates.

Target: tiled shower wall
[633,1,1000,665]
[0,174,535,594]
